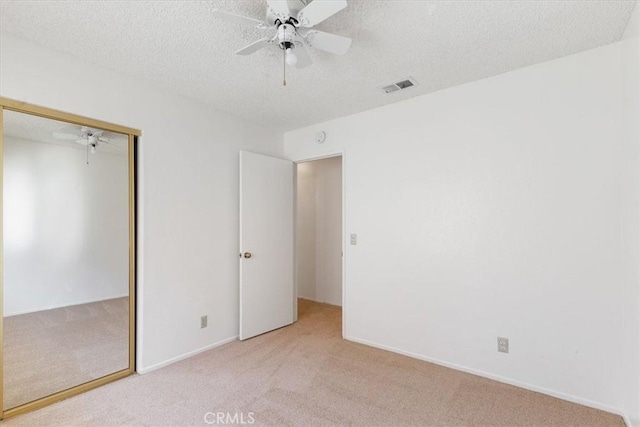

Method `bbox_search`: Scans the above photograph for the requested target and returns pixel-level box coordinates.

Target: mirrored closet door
[0,99,138,419]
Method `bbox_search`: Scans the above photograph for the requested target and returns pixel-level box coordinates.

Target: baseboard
[345,335,627,422]
[5,293,129,317]
[298,296,342,307]
[137,335,238,374]
[624,414,633,427]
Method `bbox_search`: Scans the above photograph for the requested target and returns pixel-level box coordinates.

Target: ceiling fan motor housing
[277,23,297,50]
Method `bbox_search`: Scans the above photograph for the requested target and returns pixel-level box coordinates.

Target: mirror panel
[2,109,130,410]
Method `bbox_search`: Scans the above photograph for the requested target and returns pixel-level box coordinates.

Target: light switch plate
[350,234,357,245]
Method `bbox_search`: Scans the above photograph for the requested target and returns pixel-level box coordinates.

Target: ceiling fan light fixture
[285,48,298,66]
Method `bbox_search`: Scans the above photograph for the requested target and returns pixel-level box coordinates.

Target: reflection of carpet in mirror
[3,297,129,410]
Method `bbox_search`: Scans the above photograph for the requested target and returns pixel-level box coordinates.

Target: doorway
[238,151,343,341]
[295,156,343,334]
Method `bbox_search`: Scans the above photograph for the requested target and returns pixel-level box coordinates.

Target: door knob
[243,252,252,259]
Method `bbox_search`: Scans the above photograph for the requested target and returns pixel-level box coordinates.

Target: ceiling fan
[213,0,351,73]
[52,125,117,153]
[51,125,127,164]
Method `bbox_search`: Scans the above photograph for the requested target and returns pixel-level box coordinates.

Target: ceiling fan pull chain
[283,47,286,86]
[86,141,89,165]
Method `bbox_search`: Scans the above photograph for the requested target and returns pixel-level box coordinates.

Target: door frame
[0,97,139,419]
[292,150,346,338]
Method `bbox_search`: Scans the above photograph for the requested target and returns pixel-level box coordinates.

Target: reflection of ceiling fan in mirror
[52,125,117,155]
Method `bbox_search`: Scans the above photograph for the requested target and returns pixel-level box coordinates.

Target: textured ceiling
[0,1,636,131]
[3,110,128,155]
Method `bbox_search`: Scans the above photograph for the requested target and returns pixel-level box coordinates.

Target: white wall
[285,39,639,420]
[296,157,342,306]
[3,136,128,316]
[621,4,640,425]
[0,34,282,372]
[296,162,316,301]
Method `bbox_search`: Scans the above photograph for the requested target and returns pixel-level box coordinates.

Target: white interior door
[239,151,294,340]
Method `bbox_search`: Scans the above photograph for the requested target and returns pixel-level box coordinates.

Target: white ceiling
[0,1,636,131]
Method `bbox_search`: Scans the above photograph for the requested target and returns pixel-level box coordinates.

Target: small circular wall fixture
[316,131,326,144]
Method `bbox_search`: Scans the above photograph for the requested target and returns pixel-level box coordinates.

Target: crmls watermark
[204,411,255,425]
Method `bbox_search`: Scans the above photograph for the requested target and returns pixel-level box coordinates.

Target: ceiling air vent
[382,77,418,94]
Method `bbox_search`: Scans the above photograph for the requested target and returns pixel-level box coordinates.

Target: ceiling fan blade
[294,44,313,69]
[297,0,347,27]
[52,124,83,139]
[267,0,290,18]
[212,9,271,29]
[52,131,81,141]
[303,30,351,55]
[236,38,273,55]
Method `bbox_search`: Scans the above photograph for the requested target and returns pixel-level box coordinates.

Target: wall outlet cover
[498,337,509,353]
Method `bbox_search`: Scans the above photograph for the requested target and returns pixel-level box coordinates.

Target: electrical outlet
[350,234,357,245]
[498,337,509,353]
[200,315,208,329]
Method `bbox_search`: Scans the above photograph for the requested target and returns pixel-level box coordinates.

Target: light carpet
[3,299,623,426]
[3,297,129,410]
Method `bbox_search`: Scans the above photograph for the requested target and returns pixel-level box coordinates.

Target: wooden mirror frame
[0,97,139,419]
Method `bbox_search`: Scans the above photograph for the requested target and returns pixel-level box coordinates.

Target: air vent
[383,85,401,94]
[382,77,418,94]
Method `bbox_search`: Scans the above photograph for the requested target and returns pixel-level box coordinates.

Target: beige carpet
[3,297,129,410]
[4,299,623,426]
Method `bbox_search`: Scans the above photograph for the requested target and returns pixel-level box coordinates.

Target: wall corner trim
[623,414,634,427]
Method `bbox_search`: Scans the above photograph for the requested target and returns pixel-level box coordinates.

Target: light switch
[350,234,357,245]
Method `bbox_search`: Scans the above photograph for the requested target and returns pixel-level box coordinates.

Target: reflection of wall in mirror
[3,136,129,316]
